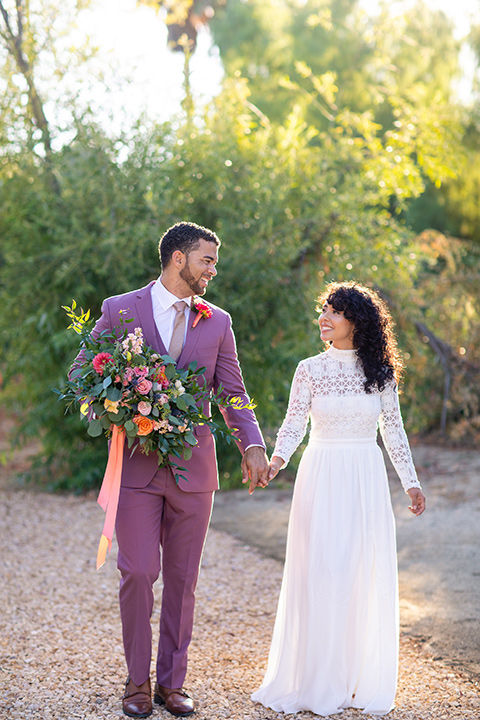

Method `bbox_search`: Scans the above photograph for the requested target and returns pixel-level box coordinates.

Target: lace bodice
[274,346,420,492]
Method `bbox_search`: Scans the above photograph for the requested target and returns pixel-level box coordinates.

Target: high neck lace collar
[325,345,358,363]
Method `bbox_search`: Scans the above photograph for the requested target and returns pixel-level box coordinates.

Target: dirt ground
[1,420,479,719]
[211,445,480,681]
[1,418,479,688]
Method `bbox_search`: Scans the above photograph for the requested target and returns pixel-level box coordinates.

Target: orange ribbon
[96,424,125,569]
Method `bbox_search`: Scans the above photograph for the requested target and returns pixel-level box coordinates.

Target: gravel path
[1,482,479,720]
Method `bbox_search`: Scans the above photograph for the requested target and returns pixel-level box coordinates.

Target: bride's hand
[407,487,426,516]
[268,456,284,482]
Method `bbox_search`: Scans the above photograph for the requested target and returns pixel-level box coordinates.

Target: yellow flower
[230,396,257,410]
[104,398,120,414]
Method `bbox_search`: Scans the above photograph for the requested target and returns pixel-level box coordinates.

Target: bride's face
[318,302,355,349]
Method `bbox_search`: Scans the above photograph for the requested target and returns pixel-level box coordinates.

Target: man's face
[179,238,218,296]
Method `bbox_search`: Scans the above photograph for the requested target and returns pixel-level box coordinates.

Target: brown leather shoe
[122,677,152,718]
[154,683,195,716]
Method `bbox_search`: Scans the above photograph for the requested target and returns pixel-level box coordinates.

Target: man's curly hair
[158,221,221,268]
[317,281,404,393]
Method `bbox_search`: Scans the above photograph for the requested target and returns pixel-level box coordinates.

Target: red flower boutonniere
[192,298,213,329]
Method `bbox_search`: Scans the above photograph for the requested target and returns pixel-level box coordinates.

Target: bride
[252,281,425,716]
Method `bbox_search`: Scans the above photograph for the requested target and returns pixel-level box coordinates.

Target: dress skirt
[252,438,399,716]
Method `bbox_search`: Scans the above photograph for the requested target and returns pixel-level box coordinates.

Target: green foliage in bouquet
[53,302,248,484]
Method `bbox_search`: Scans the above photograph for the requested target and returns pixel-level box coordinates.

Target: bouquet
[54,301,253,568]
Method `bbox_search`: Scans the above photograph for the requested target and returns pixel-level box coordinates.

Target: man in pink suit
[82,222,268,718]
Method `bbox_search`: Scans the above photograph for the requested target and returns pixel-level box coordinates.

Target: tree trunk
[0,0,54,158]
[415,321,451,435]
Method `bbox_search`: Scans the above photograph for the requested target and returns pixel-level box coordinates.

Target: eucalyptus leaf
[176,396,187,412]
[106,386,122,401]
[87,419,103,437]
[165,363,176,379]
[91,382,104,397]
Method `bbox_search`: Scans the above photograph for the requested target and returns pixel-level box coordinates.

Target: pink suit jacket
[80,282,265,492]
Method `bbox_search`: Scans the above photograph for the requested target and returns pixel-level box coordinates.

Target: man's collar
[152,277,192,310]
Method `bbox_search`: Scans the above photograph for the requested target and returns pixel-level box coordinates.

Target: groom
[82,222,269,718]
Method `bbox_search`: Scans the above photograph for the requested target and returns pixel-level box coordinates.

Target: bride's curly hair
[317,281,404,393]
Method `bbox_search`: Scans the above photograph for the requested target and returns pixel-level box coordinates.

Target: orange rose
[133,415,154,436]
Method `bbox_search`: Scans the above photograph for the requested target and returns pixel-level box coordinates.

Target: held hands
[267,456,284,482]
[407,487,426,516]
[241,446,270,495]
[241,450,285,494]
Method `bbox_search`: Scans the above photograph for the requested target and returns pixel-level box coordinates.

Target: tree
[0,0,94,160]
[1,0,478,497]
[0,76,439,490]
[138,0,217,52]
[404,14,480,246]
[0,0,54,156]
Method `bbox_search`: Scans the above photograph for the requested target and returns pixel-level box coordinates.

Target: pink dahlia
[92,352,114,375]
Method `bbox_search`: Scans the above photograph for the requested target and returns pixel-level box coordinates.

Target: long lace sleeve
[379,381,421,492]
[273,361,312,466]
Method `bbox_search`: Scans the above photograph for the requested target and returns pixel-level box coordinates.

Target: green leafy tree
[0,77,440,490]
[1,0,478,496]
[0,0,95,159]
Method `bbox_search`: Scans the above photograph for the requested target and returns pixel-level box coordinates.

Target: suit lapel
[134,283,168,356]
[177,305,202,367]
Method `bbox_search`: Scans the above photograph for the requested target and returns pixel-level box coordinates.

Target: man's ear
[171,249,185,268]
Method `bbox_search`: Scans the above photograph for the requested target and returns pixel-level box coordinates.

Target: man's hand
[241,446,269,495]
[407,487,426,516]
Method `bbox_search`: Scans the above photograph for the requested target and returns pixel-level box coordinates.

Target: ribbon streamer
[96,424,125,569]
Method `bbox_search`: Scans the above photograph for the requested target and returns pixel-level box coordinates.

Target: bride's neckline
[325,345,358,362]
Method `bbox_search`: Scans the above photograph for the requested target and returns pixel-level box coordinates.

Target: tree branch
[0,0,55,160]
[0,1,15,45]
[415,321,452,435]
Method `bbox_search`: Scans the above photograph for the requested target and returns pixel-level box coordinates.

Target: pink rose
[137,401,152,416]
[134,366,148,378]
[123,367,135,385]
[136,379,153,395]
[158,394,169,405]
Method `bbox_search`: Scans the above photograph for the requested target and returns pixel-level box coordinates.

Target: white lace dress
[251,346,421,717]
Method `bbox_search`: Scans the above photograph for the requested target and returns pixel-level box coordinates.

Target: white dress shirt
[151,277,263,455]
[151,277,192,348]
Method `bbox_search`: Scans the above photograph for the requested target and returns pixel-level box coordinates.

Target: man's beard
[180,260,206,296]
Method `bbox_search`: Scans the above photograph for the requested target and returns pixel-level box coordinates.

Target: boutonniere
[191,298,213,329]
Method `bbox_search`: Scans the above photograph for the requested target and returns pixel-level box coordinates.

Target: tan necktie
[168,301,188,361]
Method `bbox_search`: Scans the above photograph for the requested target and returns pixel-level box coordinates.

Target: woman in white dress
[252,282,425,717]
